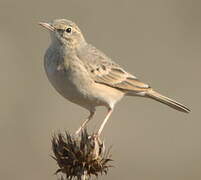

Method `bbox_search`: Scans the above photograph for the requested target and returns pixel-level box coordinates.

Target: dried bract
[52,129,112,179]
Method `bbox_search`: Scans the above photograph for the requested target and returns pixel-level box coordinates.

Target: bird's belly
[45,68,108,110]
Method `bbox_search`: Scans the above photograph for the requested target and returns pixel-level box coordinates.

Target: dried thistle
[51,129,112,180]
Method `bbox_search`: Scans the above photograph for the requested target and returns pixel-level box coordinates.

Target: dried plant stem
[52,129,112,180]
[78,171,88,180]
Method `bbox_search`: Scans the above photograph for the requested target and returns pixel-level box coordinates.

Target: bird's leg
[97,108,113,135]
[75,111,95,135]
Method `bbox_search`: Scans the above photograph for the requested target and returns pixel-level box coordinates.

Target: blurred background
[0,0,200,179]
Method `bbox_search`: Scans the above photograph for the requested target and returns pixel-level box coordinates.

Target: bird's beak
[38,22,55,32]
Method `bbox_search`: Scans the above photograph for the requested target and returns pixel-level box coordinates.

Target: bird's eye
[66,28,72,33]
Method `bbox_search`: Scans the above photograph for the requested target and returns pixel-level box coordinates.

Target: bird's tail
[146,89,190,113]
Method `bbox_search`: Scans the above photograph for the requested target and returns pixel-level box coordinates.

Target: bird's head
[39,19,86,49]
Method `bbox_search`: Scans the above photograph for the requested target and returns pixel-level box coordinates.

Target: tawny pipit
[39,19,190,135]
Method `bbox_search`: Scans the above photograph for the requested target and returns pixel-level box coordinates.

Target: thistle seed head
[51,129,112,179]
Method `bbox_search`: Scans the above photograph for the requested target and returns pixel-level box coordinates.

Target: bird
[39,19,190,135]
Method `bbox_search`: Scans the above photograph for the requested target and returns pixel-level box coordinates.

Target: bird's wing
[77,44,150,93]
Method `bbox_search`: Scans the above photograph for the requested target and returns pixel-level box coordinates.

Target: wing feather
[77,44,150,92]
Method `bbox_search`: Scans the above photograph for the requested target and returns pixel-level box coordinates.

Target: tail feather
[146,89,190,113]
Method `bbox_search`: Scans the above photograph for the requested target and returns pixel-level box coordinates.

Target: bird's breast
[44,52,96,108]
